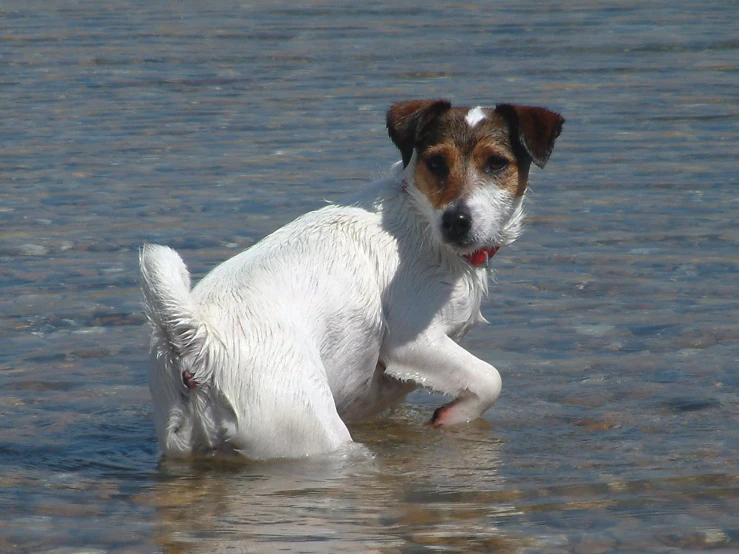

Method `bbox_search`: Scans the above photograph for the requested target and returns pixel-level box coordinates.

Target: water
[1,0,737,552]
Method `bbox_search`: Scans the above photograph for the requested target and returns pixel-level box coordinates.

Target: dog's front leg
[382,335,502,426]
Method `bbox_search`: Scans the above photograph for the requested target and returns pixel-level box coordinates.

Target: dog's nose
[441,204,472,244]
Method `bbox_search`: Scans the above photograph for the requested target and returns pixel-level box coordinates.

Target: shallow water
[1,0,738,552]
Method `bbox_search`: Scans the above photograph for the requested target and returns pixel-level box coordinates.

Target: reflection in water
[1,0,738,551]
[145,407,515,552]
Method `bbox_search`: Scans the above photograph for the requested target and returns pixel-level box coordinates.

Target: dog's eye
[425,155,449,177]
[484,156,509,174]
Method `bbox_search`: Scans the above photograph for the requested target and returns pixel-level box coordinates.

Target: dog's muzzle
[441,203,472,246]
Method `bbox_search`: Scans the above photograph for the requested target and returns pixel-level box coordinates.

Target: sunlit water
[1,1,737,552]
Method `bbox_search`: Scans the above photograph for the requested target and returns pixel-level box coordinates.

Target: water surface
[1,1,738,552]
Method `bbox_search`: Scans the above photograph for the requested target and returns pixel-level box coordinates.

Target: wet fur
[141,99,563,459]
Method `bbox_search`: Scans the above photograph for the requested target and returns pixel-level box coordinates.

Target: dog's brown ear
[495,104,564,168]
[387,99,452,167]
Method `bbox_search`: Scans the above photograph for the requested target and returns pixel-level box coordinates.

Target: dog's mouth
[462,245,500,267]
[439,212,501,267]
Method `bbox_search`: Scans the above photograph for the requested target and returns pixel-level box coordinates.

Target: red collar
[464,246,500,267]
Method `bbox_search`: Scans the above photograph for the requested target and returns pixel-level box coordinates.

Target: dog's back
[140,232,362,459]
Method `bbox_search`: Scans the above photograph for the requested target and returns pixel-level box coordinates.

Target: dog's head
[387,100,563,257]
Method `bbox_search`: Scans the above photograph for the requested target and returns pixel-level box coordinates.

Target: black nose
[441,204,472,244]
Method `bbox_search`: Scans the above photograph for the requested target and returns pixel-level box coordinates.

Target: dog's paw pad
[430,405,451,427]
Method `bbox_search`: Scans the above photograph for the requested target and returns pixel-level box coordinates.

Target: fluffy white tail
[140,244,221,455]
[139,244,201,361]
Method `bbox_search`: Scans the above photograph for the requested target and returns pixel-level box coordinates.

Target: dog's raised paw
[430,403,456,427]
[430,396,478,427]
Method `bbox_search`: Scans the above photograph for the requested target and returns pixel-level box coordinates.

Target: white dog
[140,99,563,459]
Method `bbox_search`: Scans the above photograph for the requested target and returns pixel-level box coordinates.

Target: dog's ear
[387,99,452,167]
[495,104,564,168]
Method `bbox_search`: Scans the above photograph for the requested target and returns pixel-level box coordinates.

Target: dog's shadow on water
[144,404,507,552]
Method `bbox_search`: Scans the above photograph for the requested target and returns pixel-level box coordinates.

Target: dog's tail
[139,244,221,456]
[140,244,203,364]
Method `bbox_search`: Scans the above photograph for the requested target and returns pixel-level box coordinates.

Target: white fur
[465,106,487,128]
[141,161,509,460]
[418,161,526,255]
[461,178,525,249]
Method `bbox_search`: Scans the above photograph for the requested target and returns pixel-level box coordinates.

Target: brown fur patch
[412,108,528,208]
[470,142,521,196]
[413,144,466,209]
[386,100,563,207]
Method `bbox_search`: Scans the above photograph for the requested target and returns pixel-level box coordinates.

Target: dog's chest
[441,269,487,342]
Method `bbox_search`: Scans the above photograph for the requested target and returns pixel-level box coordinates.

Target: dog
[140,99,563,459]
